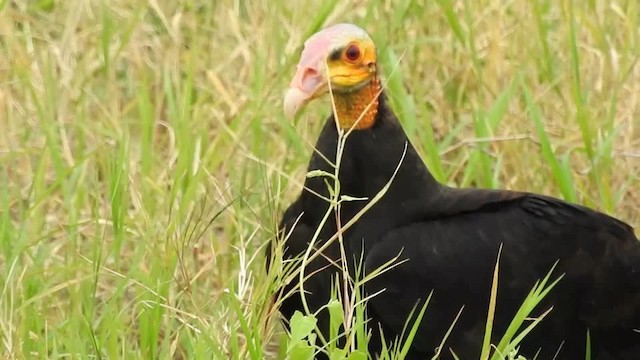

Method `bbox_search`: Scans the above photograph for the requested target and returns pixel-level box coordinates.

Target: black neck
[300,92,442,225]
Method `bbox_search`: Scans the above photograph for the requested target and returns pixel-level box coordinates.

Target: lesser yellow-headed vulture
[267,23,640,359]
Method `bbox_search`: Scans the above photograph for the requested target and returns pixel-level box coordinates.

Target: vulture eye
[344,44,361,62]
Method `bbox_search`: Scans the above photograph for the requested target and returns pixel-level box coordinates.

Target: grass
[1,0,639,358]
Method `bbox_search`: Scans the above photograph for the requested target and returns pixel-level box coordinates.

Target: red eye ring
[344,44,361,62]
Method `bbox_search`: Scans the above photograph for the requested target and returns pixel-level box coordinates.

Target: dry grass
[0,0,638,358]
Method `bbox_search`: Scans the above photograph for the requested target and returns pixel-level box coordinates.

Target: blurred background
[1,0,638,358]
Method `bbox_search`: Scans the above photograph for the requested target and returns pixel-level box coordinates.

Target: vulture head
[284,24,380,129]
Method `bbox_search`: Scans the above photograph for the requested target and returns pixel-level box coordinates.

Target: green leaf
[329,348,347,360]
[33,0,55,12]
[434,0,467,45]
[522,84,577,201]
[288,342,315,360]
[585,330,591,360]
[345,350,367,360]
[327,299,344,341]
[289,311,317,343]
[480,245,503,360]
[306,169,336,179]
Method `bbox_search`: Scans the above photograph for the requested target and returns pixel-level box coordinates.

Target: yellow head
[284,24,378,120]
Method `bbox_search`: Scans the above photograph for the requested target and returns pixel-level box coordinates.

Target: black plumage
[268,25,640,360]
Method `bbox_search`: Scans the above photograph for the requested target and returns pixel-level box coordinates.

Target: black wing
[364,193,640,359]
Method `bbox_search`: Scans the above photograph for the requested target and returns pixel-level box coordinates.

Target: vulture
[267,23,640,360]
